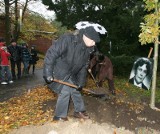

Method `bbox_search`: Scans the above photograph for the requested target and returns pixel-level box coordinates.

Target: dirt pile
[9,119,134,134]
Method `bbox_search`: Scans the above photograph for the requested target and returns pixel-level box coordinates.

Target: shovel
[53,79,110,100]
[88,69,99,88]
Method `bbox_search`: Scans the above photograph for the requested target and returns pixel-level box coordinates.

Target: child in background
[0,45,13,85]
[21,43,31,76]
[28,45,38,74]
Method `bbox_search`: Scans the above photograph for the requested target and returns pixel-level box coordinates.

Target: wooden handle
[147,47,153,58]
[52,79,102,95]
[53,79,78,88]
[88,70,99,88]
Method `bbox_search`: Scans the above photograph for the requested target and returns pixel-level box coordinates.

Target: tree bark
[4,0,11,46]
[14,0,19,41]
[150,0,159,109]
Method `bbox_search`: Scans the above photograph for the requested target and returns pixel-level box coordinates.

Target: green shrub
[110,55,137,77]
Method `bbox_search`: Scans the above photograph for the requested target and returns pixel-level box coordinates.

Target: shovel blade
[84,89,110,101]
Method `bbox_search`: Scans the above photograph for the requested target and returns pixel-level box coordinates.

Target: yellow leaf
[4,116,9,120]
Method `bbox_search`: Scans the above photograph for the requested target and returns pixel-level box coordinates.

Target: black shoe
[53,116,68,121]
[109,89,116,95]
[74,111,90,119]
[111,90,116,95]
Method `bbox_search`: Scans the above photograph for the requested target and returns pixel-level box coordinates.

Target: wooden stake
[147,47,153,58]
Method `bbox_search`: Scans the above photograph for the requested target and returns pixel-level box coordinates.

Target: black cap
[84,26,100,43]
[0,37,5,42]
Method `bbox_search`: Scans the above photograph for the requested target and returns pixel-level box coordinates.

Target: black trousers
[10,60,21,79]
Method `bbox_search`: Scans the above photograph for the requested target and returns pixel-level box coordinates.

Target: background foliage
[42,0,151,57]
[20,13,57,42]
[41,0,157,76]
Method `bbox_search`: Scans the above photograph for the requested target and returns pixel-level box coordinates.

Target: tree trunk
[14,0,19,41]
[4,0,11,46]
[16,0,29,40]
[150,39,159,108]
[150,1,159,109]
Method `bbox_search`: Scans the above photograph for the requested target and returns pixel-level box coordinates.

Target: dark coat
[7,45,22,62]
[89,55,113,80]
[29,49,38,64]
[43,33,94,93]
[129,77,148,90]
[89,54,115,91]
[21,47,31,62]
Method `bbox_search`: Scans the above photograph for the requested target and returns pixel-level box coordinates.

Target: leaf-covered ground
[0,77,160,134]
[0,87,55,134]
[0,59,160,134]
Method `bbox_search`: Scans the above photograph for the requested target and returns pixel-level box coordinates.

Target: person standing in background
[7,39,22,80]
[28,45,38,74]
[21,43,31,76]
[0,44,13,85]
[0,38,5,81]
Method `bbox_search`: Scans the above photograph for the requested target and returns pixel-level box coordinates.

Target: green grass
[114,76,160,104]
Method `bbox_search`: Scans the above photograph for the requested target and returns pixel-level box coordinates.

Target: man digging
[43,21,107,121]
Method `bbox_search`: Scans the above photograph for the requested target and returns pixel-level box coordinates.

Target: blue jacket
[21,47,31,62]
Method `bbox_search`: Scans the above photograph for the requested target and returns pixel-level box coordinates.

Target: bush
[110,55,137,77]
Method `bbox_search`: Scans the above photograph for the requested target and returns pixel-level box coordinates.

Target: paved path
[0,68,45,102]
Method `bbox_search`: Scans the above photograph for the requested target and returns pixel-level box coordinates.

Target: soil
[9,93,160,134]
[42,92,160,133]
[1,67,160,134]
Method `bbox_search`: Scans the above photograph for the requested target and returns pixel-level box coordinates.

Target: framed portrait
[129,57,153,90]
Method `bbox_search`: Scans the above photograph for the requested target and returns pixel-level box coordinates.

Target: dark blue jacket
[21,47,31,62]
[30,49,38,64]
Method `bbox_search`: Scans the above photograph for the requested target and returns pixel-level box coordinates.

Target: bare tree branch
[27,30,55,34]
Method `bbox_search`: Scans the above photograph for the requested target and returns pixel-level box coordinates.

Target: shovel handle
[88,70,99,88]
[53,79,101,95]
[53,79,78,88]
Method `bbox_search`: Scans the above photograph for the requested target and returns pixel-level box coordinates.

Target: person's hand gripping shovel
[52,78,109,101]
